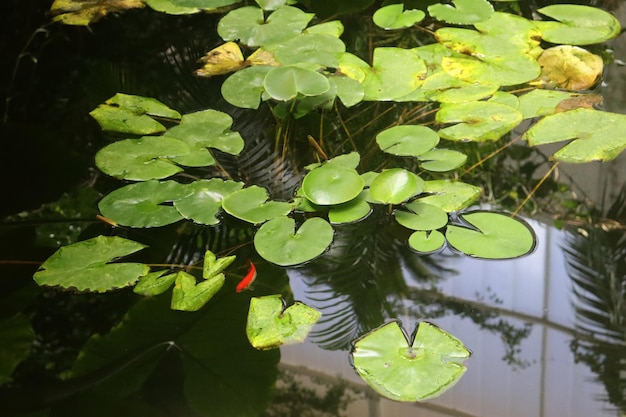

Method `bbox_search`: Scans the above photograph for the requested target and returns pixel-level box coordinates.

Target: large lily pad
[98,180,190,228]
[535,5,621,46]
[254,216,333,266]
[222,186,292,224]
[376,125,439,157]
[373,4,425,30]
[534,45,603,91]
[351,321,470,402]
[174,179,244,225]
[436,101,523,141]
[302,163,364,205]
[328,195,372,224]
[369,169,423,205]
[523,108,626,163]
[264,66,330,101]
[222,66,274,109]
[417,180,481,212]
[446,211,536,259]
[33,236,149,292]
[428,0,493,25]
[246,295,322,350]
[363,47,427,101]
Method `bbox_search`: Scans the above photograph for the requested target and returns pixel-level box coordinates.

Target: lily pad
[418,149,467,172]
[351,321,471,402]
[246,295,322,350]
[173,179,244,225]
[303,20,344,37]
[144,0,239,14]
[373,4,425,30]
[133,270,177,296]
[89,93,181,135]
[428,0,493,25]
[517,89,579,119]
[436,101,522,142]
[98,180,190,228]
[330,75,365,107]
[535,5,621,46]
[171,271,225,312]
[33,236,149,292]
[95,136,190,181]
[363,47,427,101]
[369,169,423,205]
[254,216,333,266]
[524,108,626,163]
[534,45,603,91]
[328,195,372,224]
[51,0,144,25]
[203,250,236,280]
[264,66,330,101]
[273,34,345,68]
[376,125,439,157]
[417,180,481,212]
[408,230,446,253]
[302,163,364,205]
[446,211,536,259]
[222,186,292,224]
[222,66,274,109]
[395,201,448,231]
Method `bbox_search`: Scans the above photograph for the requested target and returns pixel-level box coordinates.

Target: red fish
[236,260,257,293]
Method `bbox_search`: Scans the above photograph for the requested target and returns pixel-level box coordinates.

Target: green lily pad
[273,34,345,68]
[89,93,181,135]
[376,125,439,157]
[523,108,626,163]
[174,179,244,225]
[171,271,225,312]
[330,75,365,107]
[488,91,519,109]
[303,20,344,37]
[254,216,333,266]
[99,180,190,228]
[95,136,190,181]
[144,0,239,14]
[369,169,423,205]
[222,186,292,224]
[395,201,448,231]
[203,250,236,280]
[255,0,293,11]
[535,5,621,46]
[351,321,471,402]
[217,5,313,48]
[33,236,149,292]
[222,66,274,109]
[133,270,177,296]
[408,230,446,253]
[436,101,523,142]
[534,45,603,91]
[517,89,579,119]
[328,195,372,224]
[428,0,493,25]
[264,66,330,101]
[418,149,467,172]
[246,295,322,350]
[363,47,427,101]
[446,211,536,259]
[302,163,364,205]
[0,314,35,385]
[417,180,481,212]
[373,4,425,30]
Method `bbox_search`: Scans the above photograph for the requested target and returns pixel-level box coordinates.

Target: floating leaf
[218,5,313,48]
[194,42,245,77]
[246,295,322,350]
[222,186,292,224]
[328,195,372,224]
[203,250,236,279]
[488,91,519,109]
[273,34,345,68]
[369,169,423,205]
[446,211,536,258]
[171,271,225,312]
[174,179,244,225]
[534,46,603,91]
[33,236,149,292]
[222,66,274,109]
[524,108,626,163]
[373,4,425,30]
[303,20,344,37]
[418,149,467,172]
[133,270,177,296]
[51,0,144,25]
[517,89,579,119]
[436,101,522,141]
[254,217,333,266]
[302,163,364,205]
[330,75,365,107]
[99,180,189,228]
[264,66,330,101]
[376,125,439,157]
[536,5,621,45]
[95,136,190,181]
[395,201,448,231]
[89,93,181,135]
[351,321,470,402]
[0,314,35,385]
[428,0,493,25]
[363,47,427,100]
[408,230,446,253]
[417,180,481,212]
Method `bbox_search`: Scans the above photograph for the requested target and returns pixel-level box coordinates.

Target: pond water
[1,1,625,417]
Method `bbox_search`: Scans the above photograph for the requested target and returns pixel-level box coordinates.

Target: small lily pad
[436,101,523,142]
[373,4,425,30]
[395,201,448,231]
[171,271,225,312]
[408,230,446,253]
[446,211,536,259]
[351,321,470,402]
[133,270,177,296]
[302,164,364,205]
[264,66,330,101]
[254,216,333,266]
[417,180,481,212]
[369,169,423,205]
[33,236,149,292]
[174,179,244,225]
[222,186,292,224]
[203,250,236,280]
[328,195,372,224]
[418,149,467,172]
[376,125,440,157]
[428,0,493,25]
[536,5,621,46]
[246,295,322,350]
[222,66,274,109]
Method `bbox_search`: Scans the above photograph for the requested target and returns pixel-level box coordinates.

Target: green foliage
[0,314,35,385]
[373,4,425,30]
[428,0,494,24]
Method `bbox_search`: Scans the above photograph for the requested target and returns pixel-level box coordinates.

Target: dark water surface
[1,1,625,416]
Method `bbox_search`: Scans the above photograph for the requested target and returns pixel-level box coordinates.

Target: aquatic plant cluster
[27,0,624,407]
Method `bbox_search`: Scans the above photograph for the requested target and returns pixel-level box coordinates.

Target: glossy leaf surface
[174,179,244,225]
[171,271,225,312]
[373,4,425,30]
[363,47,427,101]
[302,164,364,205]
[222,66,274,109]
[536,5,621,45]
[436,101,522,141]
[222,186,292,224]
[328,196,372,224]
[418,149,467,172]
[408,230,446,253]
[369,169,423,205]
[133,270,177,296]
[376,125,439,157]
[264,66,330,101]
[417,180,481,212]
[395,201,448,231]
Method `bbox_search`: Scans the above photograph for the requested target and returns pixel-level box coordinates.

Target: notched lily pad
[369,169,423,205]
[246,295,322,350]
[436,101,522,142]
[376,125,439,157]
[418,149,467,172]
[222,186,292,224]
[408,230,446,253]
[174,179,244,225]
[536,5,621,45]
[302,163,364,206]
[351,321,470,402]
[222,66,274,109]
[534,45,603,91]
[373,4,425,30]
[395,201,448,231]
[264,66,330,101]
[33,236,149,292]
[133,270,177,296]
[171,271,225,312]
[417,180,481,212]
[328,196,372,224]
[428,0,493,25]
